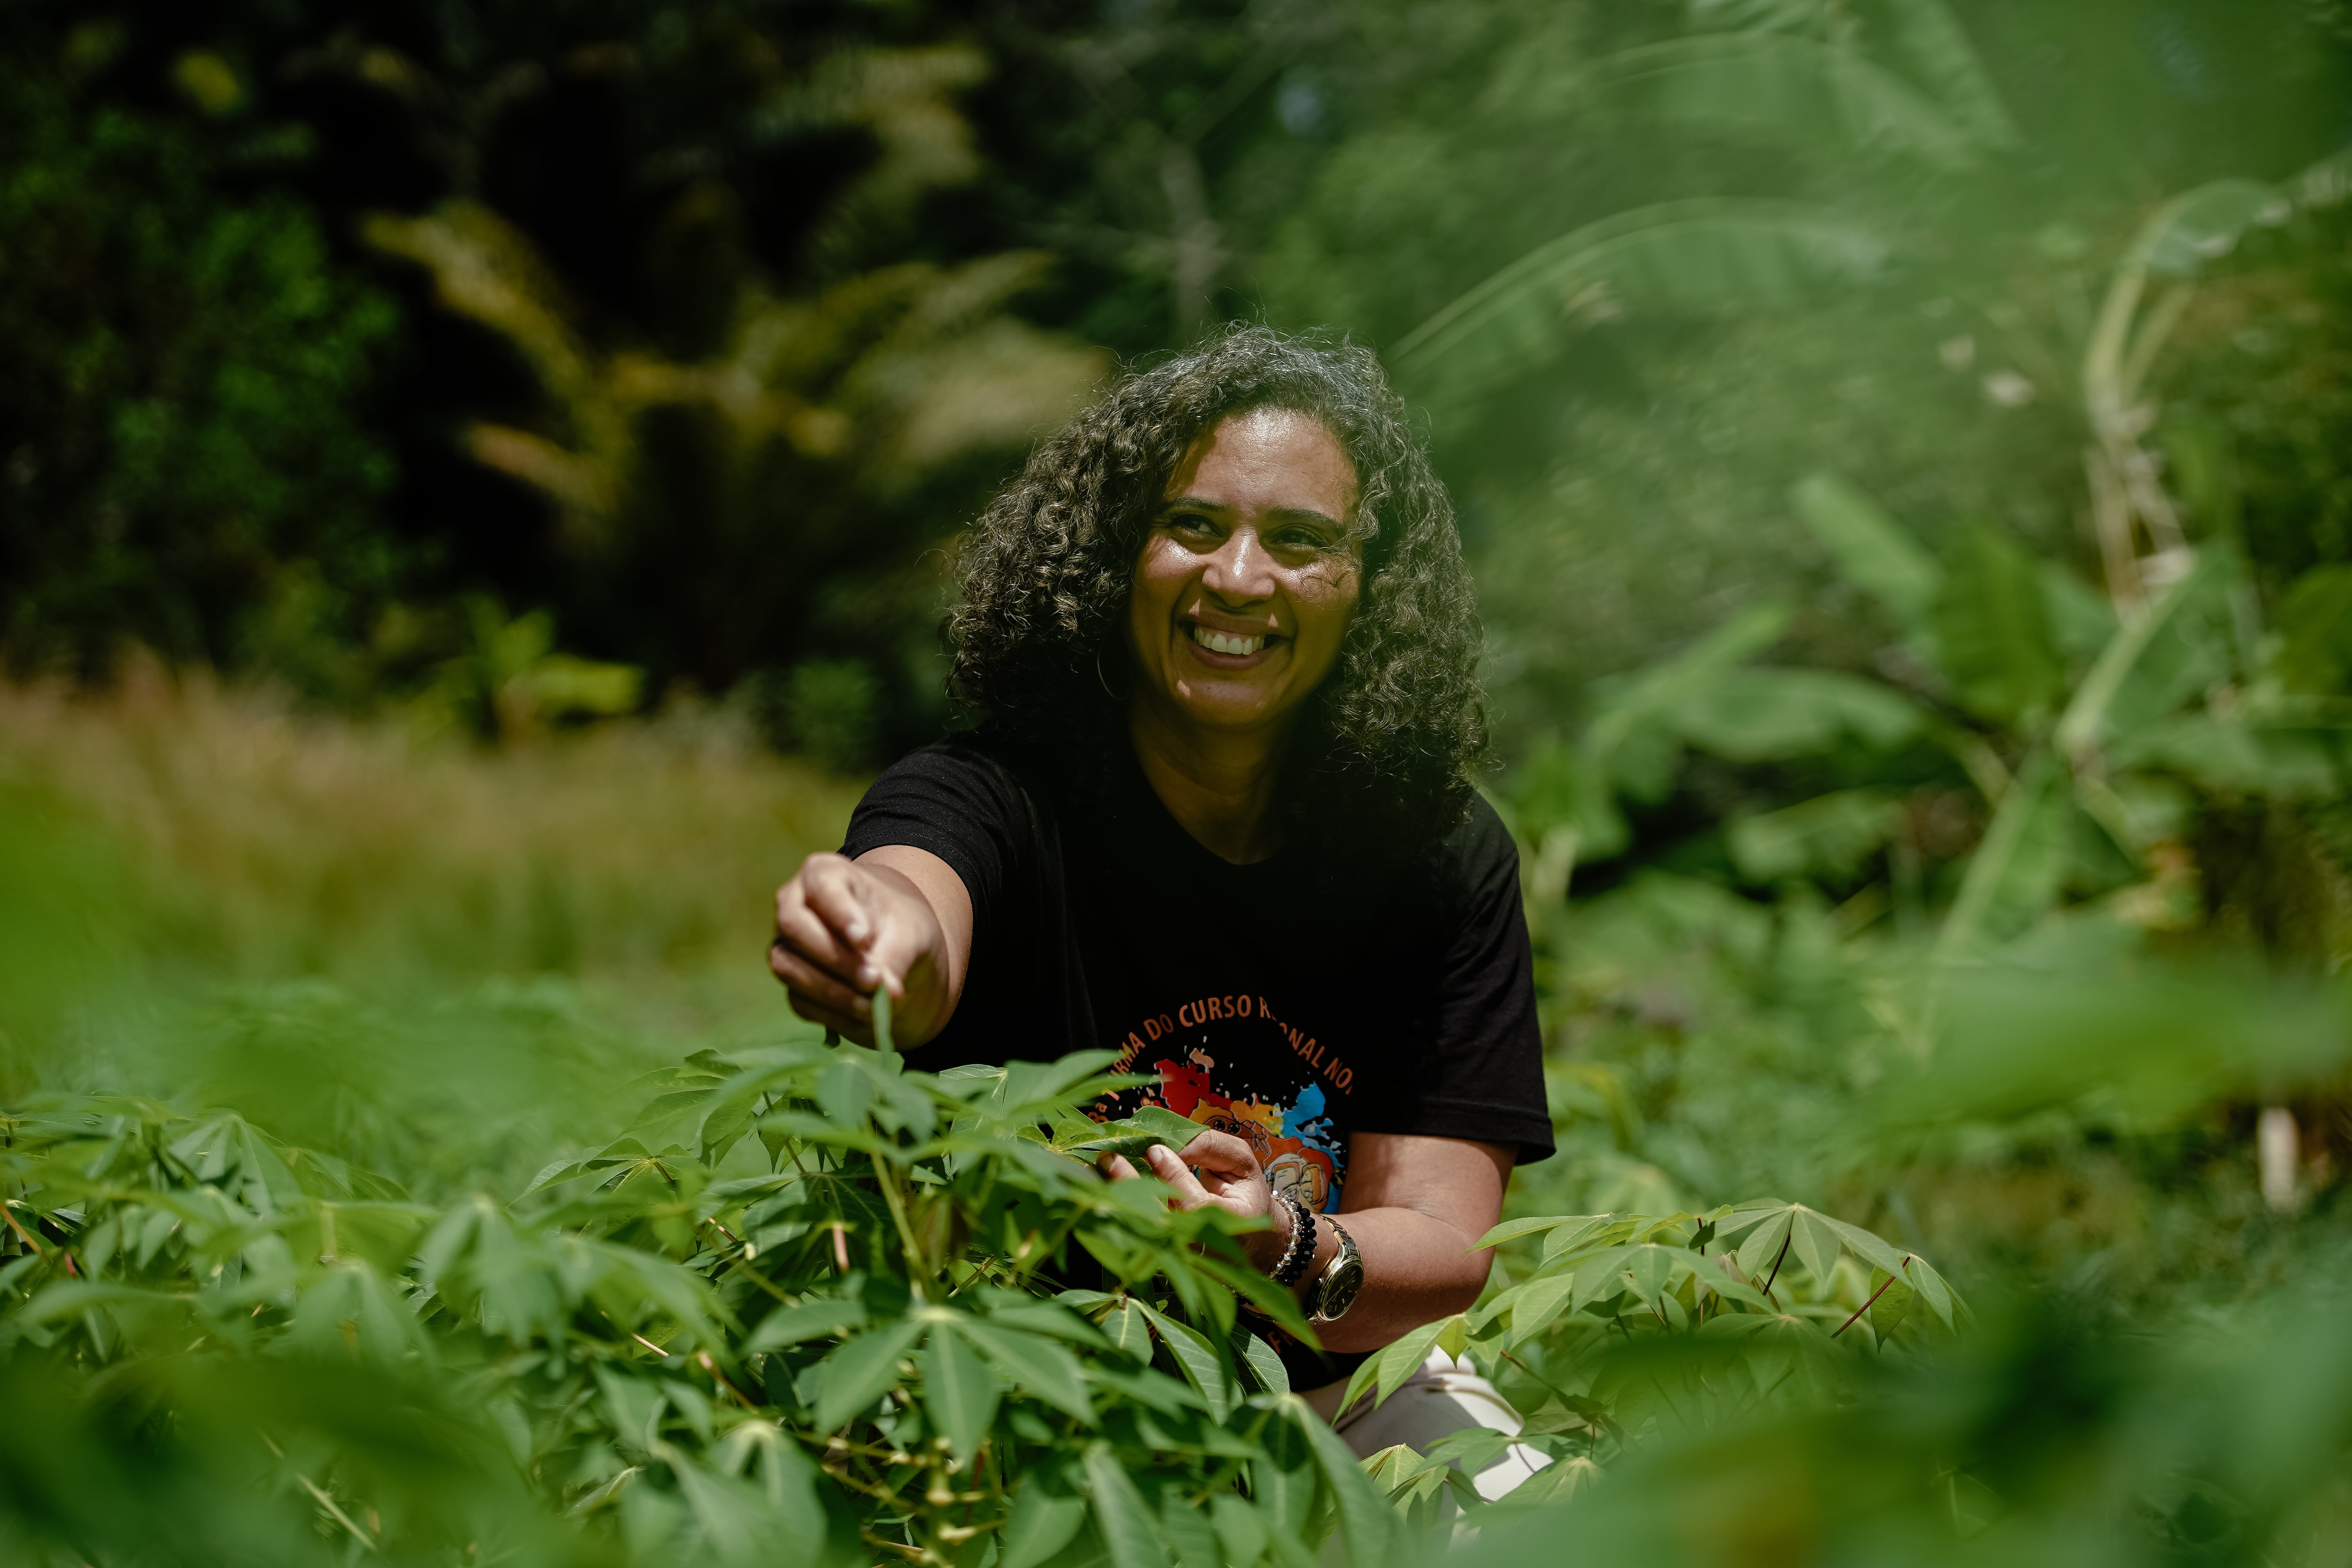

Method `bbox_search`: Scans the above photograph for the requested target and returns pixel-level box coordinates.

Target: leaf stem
[1832,1260,1908,1339]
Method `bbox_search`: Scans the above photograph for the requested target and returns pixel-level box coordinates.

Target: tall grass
[0,666,859,1194]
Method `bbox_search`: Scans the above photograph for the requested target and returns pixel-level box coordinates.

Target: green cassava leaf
[1000,1485,1089,1568]
[812,1320,922,1430]
[924,1323,1001,1465]
[960,1320,1097,1424]
[1084,1443,1176,1568]
[1788,1207,1842,1288]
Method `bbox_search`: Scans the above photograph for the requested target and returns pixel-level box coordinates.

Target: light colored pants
[1300,1349,1552,1503]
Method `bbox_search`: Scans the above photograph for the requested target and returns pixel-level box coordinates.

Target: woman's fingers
[774,879,865,986]
[768,941,871,1019]
[1172,1129,1261,1179]
[800,860,888,983]
[1144,1142,1215,1206]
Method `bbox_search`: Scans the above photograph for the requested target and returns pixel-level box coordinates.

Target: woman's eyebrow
[1156,497,1345,530]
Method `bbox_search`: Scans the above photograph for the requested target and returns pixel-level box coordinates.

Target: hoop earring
[1096,651,1123,700]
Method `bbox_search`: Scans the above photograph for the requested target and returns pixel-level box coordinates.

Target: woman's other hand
[769,848,970,1049]
[1101,1130,1289,1274]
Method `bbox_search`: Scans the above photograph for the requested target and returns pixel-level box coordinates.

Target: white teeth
[1191,626,1266,656]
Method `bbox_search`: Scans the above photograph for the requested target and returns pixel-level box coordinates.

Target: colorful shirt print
[1092,994,1355,1212]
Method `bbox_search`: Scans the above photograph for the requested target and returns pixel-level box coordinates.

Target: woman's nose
[1202,526,1275,601]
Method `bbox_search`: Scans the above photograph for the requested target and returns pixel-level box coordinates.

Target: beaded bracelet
[1268,1190,1318,1287]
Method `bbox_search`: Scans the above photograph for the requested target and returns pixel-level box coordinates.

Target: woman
[769,326,1552,1489]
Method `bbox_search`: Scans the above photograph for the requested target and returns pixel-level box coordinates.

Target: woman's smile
[1183,615,1279,663]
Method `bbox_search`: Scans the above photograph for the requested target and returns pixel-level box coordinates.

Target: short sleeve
[839,736,1034,936]
[1357,798,1555,1164]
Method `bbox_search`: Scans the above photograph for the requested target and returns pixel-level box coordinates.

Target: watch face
[1318,1261,1364,1322]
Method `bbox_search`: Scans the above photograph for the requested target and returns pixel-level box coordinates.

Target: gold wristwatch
[1304,1219,1363,1323]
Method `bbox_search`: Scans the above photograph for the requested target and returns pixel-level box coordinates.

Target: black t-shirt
[840,731,1554,1384]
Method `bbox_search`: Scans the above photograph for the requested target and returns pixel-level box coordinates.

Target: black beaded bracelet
[1269,1191,1317,1287]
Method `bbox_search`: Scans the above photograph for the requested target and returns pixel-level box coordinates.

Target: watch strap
[1306,1219,1362,1323]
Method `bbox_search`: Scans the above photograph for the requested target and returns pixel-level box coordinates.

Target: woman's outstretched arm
[769,846,974,1049]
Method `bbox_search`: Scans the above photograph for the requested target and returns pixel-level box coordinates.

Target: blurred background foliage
[8,0,2352,1564]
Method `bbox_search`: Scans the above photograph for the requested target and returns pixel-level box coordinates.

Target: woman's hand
[770,851,958,1048]
[1101,1130,1291,1275]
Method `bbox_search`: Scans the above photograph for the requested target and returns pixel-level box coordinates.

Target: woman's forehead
[1161,408,1358,518]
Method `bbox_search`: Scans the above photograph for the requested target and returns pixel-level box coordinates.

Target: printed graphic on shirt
[1093,994,1353,1212]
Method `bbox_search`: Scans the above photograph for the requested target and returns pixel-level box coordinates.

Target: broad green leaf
[1792,472,1943,637]
[1622,1244,1679,1305]
[1691,1261,1776,1313]
[1471,1214,1602,1250]
[815,1061,872,1129]
[1395,199,1887,385]
[744,1297,867,1352]
[1821,1218,1909,1278]
[812,1319,922,1430]
[1935,526,2066,723]
[1937,748,2066,957]
[2059,558,2231,756]
[1134,1301,1233,1422]
[2125,178,2288,277]
[1596,32,1983,170]
[596,1365,666,1452]
[1290,1398,1398,1568]
[2277,565,2352,694]
[925,1324,1001,1465]
[1251,1409,1320,1538]
[1236,1330,1290,1396]
[1542,1215,1625,1263]
[1730,789,1901,882]
[1669,669,1923,761]
[1788,1208,1841,1289]
[1572,1245,1640,1311]
[990,1298,1113,1348]
[1735,1210,1795,1284]
[1100,1299,1153,1361]
[1084,1443,1175,1568]
[1498,1455,1601,1506]
[959,1320,1096,1424]
[1159,1483,1224,1568]
[1344,1315,1450,1412]
[1866,1272,1916,1341]
[1505,1273,1581,1348]
[1000,1486,1089,1568]
[1901,1257,1958,1328]
[1882,0,2020,146]
[1209,1495,1271,1568]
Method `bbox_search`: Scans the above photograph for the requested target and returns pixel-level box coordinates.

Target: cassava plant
[1,978,1966,1568]
[1346,1201,1960,1529]
[0,1010,1405,1568]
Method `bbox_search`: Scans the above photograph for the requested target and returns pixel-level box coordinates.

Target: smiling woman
[766,325,1552,1493]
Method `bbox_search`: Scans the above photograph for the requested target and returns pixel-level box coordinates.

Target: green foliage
[0,34,397,679]
[1,1039,1383,1568]
[1347,1201,1960,1528]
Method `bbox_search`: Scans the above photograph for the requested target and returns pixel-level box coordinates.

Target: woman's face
[1126,407,1362,740]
